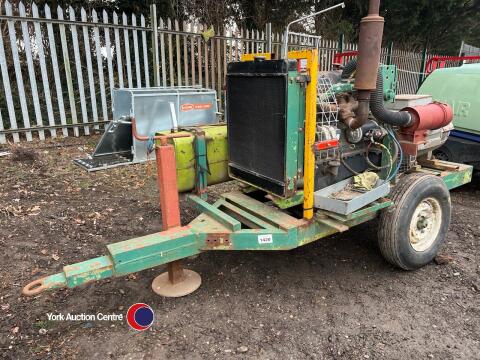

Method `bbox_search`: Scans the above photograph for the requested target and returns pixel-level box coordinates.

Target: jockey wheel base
[151,261,201,297]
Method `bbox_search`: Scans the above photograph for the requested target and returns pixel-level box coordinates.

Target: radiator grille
[226,61,289,196]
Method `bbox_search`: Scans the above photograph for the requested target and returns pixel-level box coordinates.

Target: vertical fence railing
[389,48,428,95]
[0,1,452,144]
[0,1,321,144]
[0,1,153,143]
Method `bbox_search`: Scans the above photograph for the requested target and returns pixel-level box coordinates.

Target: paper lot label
[258,234,273,244]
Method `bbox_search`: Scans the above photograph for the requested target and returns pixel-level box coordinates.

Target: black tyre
[378,173,451,270]
[433,147,454,162]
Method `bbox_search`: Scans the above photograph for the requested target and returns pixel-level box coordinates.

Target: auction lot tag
[258,234,273,244]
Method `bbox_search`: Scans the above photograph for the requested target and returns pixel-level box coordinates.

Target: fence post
[266,23,272,54]
[458,40,464,57]
[150,4,160,87]
[386,41,393,65]
[338,33,344,53]
[418,45,427,89]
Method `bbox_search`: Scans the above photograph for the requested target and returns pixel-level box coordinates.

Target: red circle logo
[126,303,154,331]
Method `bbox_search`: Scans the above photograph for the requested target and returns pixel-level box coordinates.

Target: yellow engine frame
[241,50,319,219]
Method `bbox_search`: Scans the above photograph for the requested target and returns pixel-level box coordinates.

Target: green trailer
[22,1,473,298]
[22,51,472,297]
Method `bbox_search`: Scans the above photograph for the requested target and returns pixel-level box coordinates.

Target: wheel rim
[409,197,442,252]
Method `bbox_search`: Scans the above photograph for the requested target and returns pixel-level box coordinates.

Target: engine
[314,66,454,191]
[312,0,453,191]
[225,0,453,204]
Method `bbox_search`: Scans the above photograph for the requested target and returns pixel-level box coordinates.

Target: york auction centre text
[47,313,123,321]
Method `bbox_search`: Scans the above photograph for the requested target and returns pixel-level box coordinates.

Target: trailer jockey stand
[132,119,202,297]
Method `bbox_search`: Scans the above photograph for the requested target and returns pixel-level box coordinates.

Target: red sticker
[181,103,213,111]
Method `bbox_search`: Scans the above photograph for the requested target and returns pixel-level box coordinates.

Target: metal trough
[74,87,219,171]
[314,177,390,215]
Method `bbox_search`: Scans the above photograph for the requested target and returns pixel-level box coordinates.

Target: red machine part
[333,51,358,65]
[398,102,453,157]
[314,139,339,151]
[402,102,453,132]
[425,55,480,75]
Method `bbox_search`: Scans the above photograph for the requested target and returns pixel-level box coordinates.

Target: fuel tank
[165,125,229,192]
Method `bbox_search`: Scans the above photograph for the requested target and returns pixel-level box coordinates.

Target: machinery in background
[74,87,219,171]
[22,0,473,298]
[418,63,480,170]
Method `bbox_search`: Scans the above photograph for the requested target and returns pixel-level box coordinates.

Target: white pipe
[169,101,178,131]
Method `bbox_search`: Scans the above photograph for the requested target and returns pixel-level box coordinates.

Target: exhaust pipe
[344,0,384,129]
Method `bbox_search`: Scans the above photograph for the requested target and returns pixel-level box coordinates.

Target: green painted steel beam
[198,228,295,251]
[439,163,473,190]
[443,167,473,190]
[298,219,339,247]
[64,256,115,288]
[322,200,392,222]
[216,200,277,230]
[107,227,199,275]
[30,256,115,292]
[188,194,242,231]
[42,272,68,290]
[221,191,304,230]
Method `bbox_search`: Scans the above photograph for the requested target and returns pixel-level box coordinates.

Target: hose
[372,142,393,180]
[341,58,357,79]
[386,126,403,181]
[370,71,413,127]
[341,61,413,128]
[341,142,392,180]
[340,156,363,175]
[365,144,390,170]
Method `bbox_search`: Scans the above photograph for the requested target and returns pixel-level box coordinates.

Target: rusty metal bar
[131,116,189,284]
[130,117,189,144]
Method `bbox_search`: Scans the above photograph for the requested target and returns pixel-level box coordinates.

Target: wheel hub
[409,198,442,252]
[416,216,428,230]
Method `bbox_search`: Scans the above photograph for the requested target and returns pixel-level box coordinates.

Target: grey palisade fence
[0,1,442,143]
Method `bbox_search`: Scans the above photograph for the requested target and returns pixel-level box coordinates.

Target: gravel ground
[0,136,478,359]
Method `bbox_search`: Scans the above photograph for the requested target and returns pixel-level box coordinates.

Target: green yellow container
[164,125,229,192]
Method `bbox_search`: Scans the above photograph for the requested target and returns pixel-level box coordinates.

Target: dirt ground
[0,135,479,360]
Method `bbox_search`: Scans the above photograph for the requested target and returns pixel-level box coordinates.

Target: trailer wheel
[378,173,451,270]
[434,147,453,162]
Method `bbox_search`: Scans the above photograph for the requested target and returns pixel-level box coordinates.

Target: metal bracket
[205,233,232,249]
